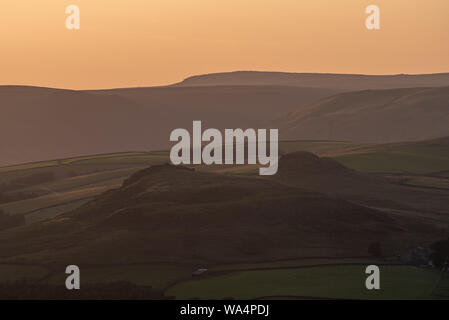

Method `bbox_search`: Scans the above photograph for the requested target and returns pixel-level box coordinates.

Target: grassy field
[0,258,445,300]
[334,146,449,175]
[215,141,449,187]
[45,264,193,290]
[277,139,449,175]
[0,138,448,299]
[0,185,115,216]
[1,138,448,226]
[278,140,376,157]
[0,152,168,179]
[25,199,91,224]
[62,152,150,164]
[209,140,449,177]
[432,275,449,298]
[0,152,169,224]
[0,152,157,174]
[209,257,397,272]
[0,161,60,174]
[404,176,449,190]
[168,265,443,300]
[1,139,448,225]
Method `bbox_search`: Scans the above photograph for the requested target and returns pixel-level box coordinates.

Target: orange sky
[1,0,449,89]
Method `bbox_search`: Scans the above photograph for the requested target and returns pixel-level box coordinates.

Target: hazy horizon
[2,0,449,89]
[2,70,449,91]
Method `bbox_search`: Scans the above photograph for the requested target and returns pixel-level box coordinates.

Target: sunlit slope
[333,136,449,174]
[275,86,449,142]
[0,152,168,224]
[175,71,449,90]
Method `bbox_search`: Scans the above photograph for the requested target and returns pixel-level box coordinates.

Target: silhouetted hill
[0,164,402,265]
[273,86,449,142]
[273,151,449,216]
[175,71,449,90]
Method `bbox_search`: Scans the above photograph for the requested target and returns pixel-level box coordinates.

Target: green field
[0,138,448,299]
[0,152,158,174]
[25,199,91,224]
[209,257,396,272]
[404,176,449,190]
[0,152,170,224]
[0,152,168,177]
[45,264,193,290]
[277,139,449,175]
[168,265,443,300]
[432,275,449,298]
[0,184,115,216]
[334,147,449,175]
[279,140,376,157]
[0,259,445,300]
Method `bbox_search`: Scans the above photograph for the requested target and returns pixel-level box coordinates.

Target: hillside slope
[0,85,337,167]
[0,164,403,265]
[3,74,449,167]
[274,86,449,142]
[273,151,449,218]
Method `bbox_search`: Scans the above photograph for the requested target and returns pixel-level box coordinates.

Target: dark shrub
[430,238,449,268]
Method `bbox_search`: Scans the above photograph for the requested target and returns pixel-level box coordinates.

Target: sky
[1,0,449,89]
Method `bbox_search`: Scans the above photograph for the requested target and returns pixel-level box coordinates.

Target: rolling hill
[0,164,406,266]
[273,86,449,142]
[273,151,449,218]
[2,71,449,168]
[0,85,338,167]
[175,71,449,90]
[0,146,448,298]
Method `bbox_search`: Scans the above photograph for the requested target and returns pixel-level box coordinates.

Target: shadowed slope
[0,164,401,266]
[273,151,449,218]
